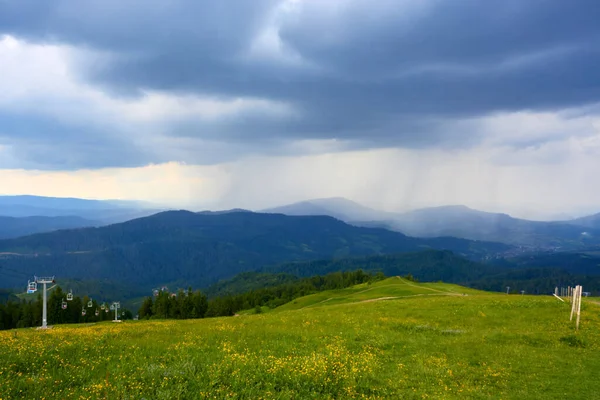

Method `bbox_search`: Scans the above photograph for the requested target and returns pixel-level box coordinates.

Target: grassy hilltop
[271,277,488,312]
[1,278,599,399]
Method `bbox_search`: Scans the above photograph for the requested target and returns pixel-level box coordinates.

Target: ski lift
[67,290,73,301]
[87,299,93,308]
[110,304,115,311]
[100,303,105,311]
[95,309,99,316]
[27,280,37,293]
[81,308,86,316]
[62,299,68,310]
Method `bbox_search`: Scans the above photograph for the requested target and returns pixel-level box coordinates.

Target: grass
[1,278,599,399]
[275,277,489,312]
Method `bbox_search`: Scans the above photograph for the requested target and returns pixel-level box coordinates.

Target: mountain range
[262,197,398,222]
[0,216,99,240]
[2,195,600,302]
[570,213,600,229]
[3,195,599,249]
[0,195,165,238]
[0,210,511,291]
[264,198,600,249]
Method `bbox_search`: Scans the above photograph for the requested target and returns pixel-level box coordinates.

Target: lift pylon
[27,276,56,329]
[111,302,121,322]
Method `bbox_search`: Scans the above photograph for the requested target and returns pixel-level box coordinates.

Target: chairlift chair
[95,309,99,316]
[27,280,37,293]
[67,290,73,301]
[81,308,86,316]
[87,299,93,308]
[62,299,68,310]
[100,303,105,310]
[110,304,115,311]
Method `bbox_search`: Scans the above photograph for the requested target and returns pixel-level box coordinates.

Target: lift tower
[28,276,56,329]
[110,302,121,322]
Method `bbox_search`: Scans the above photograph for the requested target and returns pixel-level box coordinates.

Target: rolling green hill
[274,277,489,312]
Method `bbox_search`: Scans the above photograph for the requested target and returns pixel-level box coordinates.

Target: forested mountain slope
[0,210,510,289]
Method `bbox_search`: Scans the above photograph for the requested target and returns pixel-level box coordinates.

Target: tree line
[138,269,385,320]
[0,286,132,331]
[0,270,394,330]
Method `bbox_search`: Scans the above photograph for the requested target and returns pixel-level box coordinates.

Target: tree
[139,296,154,319]
[152,291,171,319]
[48,286,67,325]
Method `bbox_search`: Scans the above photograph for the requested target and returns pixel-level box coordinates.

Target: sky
[1,0,600,220]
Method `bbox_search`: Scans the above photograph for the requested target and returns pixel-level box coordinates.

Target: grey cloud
[1,0,600,169]
[0,112,151,169]
[279,0,600,73]
[0,1,276,54]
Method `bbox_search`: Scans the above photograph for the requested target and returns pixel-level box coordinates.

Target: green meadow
[1,278,599,399]
[273,277,487,312]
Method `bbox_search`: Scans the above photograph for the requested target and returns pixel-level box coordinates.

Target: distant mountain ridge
[262,197,399,222]
[4,194,600,248]
[0,216,98,240]
[389,205,600,248]
[197,208,253,215]
[265,198,600,249]
[0,195,165,238]
[0,195,145,210]
[568,212,600,229]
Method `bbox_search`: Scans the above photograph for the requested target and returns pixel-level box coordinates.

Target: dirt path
[360,296,398,303]
[304,292,465,310]
[357,293,464,303]
[395,276,463,296]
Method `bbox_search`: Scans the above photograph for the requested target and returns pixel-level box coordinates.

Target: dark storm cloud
[279,0,600,74]
[0,0,277,54]
[0,113,151,169]
[1,0,600,169]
